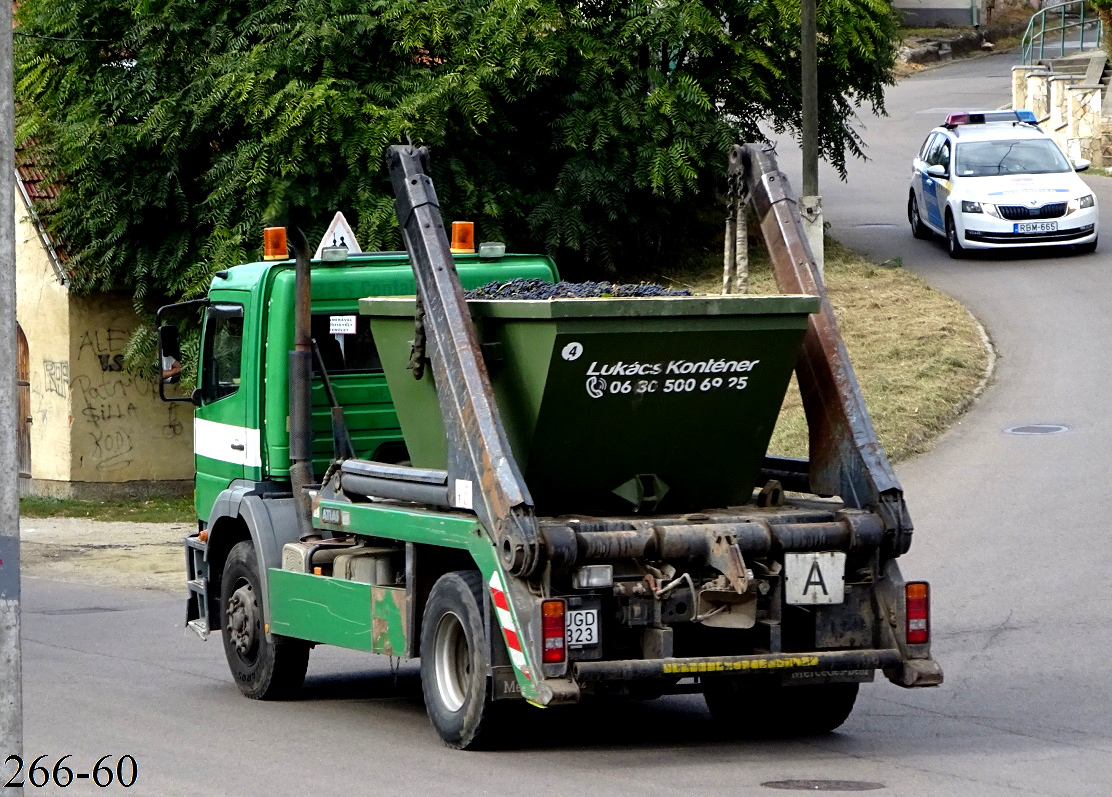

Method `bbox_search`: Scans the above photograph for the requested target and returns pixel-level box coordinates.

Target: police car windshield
[955,138,1072,177]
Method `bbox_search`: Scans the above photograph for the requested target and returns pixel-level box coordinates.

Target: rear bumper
[574,649,918,682]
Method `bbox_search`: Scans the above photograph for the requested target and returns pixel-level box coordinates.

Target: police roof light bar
[943,110,1039,129]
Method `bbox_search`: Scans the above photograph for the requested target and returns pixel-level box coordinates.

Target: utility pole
[0,0,24,772]
[801,0,825,277]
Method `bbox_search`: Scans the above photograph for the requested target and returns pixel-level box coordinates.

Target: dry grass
[672,237,990,462]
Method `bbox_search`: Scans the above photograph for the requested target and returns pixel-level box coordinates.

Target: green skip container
[361,294,819,515]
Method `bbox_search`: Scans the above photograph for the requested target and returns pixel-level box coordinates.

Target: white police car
[908,110,1098,257]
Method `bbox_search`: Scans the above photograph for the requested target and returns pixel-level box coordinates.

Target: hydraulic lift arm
[734,143,913,556]
[386,145,543,576]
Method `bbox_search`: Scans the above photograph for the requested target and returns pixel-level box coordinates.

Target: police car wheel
[945,213,965,259]
[909,193,931,240]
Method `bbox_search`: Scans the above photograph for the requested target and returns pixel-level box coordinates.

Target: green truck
[158,144,942,749]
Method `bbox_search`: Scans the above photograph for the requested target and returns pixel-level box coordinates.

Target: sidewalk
[20,516,187,592]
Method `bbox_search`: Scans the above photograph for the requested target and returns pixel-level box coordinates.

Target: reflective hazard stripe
[488,571,531,681]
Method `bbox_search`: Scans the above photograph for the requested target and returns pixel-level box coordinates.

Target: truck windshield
[311,314,383,374]
[954,138,1072,176]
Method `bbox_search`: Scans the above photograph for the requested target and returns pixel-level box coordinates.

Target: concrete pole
[800,0,825,277]
[0,0,24,771]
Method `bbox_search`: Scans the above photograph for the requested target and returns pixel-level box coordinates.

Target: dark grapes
[464,279,692,300]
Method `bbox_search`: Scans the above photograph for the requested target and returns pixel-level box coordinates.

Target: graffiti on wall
[70,326,151,473]
[44,361,69,397]
[78,328,129,374]
[31,324,191,479]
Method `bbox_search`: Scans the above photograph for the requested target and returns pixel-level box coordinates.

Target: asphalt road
[16,53,1112,796]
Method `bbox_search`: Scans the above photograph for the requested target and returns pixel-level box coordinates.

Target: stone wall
[1013,55,1110,167]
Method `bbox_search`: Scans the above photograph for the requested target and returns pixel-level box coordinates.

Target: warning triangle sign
[314,212,363,259]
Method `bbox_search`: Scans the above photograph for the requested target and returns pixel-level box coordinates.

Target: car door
[919,135,947,230]
[194,299,252,523]
[932,139,954,225]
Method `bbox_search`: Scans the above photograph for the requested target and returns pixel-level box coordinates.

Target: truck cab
[161,249,558,640]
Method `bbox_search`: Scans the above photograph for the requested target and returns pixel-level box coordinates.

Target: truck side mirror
[159,325,183,385]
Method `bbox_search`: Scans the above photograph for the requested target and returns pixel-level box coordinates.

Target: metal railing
[1021,1,1103,64]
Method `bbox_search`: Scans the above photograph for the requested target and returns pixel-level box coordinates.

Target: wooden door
[17,326,30,496]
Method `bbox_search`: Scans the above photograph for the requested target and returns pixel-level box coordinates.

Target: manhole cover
[762,781,884,792]
[852,223,898,228]
[34,607,124,616]
[1003,424,1070,436]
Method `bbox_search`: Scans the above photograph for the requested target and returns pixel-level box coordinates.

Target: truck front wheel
[704,678,858,736]
[421,571,497,749]
[220,540,310,700]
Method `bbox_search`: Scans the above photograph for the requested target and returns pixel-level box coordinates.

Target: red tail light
[542,600,566,663]
[906,582,930,645]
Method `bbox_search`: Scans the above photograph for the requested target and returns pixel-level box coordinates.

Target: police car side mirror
[926,164,947,178]
[1073,158,1091,172]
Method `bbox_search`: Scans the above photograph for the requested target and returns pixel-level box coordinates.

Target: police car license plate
[1014,221,1057,233]
[566,609,598,648]
[784,552,846,605]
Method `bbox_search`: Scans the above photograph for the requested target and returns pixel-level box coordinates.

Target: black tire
[221,540,310,700]
[945,212,965,259]
[1075,236,1098,254]
[704,678,859,737]
[421,571,498,749]
[908,192,931,240]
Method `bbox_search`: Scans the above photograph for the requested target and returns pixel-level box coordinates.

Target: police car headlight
[1067,194,1095,214]
[961,200,983,214]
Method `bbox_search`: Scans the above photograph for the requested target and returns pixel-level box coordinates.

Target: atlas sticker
[562,342,584,361]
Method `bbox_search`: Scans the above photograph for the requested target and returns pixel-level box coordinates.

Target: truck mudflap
[572,649,923,684]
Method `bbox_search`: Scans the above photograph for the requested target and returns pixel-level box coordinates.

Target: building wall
[894,0,974,27]
[66,293,194,485]
[15,194,195,499]
[15,206,71,483]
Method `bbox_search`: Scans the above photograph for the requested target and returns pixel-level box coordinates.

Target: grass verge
[20,494,195,523]
[673,236,990,462]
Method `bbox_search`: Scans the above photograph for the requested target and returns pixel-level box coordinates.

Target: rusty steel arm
[732,144,912,556]
[387,145,542,575]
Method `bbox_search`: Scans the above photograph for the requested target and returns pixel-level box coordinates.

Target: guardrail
[1021,1,1103,64]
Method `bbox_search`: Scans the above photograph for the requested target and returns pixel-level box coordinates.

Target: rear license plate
[566,609,598,648]
[784,552,846,605]
[1014,221,1058,233]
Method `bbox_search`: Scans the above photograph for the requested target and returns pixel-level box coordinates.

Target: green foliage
[16,0,900,319]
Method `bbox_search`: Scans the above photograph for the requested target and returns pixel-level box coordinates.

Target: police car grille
[997,203,1067,220]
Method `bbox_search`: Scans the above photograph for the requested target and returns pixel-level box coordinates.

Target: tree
[1092,0,1112,53]
[15,0,900,325]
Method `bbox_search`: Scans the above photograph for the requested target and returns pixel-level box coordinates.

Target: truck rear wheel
[704,678,858,736]
[421,571,497,749]
[221,540,310,700]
